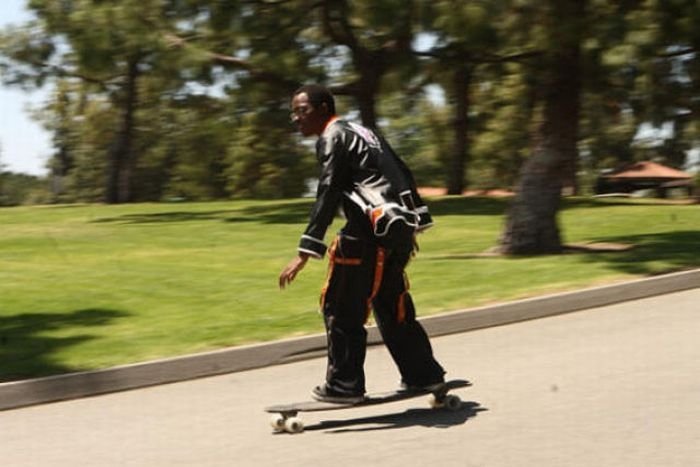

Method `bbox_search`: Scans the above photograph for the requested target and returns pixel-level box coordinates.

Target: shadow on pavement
[303,401,486,434]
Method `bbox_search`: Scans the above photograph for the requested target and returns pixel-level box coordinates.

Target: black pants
[320,224,445,396]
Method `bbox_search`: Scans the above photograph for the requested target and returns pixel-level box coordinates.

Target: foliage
[377,93,447,187]
[0,171,49,206]
[225,108,314,198]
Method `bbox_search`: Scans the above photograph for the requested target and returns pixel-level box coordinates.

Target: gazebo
[595,161,694,197]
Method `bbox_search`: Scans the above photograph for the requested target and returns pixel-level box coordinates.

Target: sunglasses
[289,104,314,121]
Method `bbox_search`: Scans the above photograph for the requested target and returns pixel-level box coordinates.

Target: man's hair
[294,84,336,114]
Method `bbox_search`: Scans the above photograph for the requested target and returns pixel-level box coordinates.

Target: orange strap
[396,272,410,324]
[370,207,384,228]
[365,247,386,323]
[397,293,407,324]
[320,237,363,308]
[334,257,362,266]
[319,237,339,308]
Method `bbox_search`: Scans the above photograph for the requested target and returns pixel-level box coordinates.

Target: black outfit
[298,118,445,397]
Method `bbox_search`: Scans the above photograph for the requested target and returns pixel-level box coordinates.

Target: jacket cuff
[298,235,327,259]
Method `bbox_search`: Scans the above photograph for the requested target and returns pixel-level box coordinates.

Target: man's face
[290,93,328,137]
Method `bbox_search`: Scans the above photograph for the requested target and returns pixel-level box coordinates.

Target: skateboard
[265,379,471,434]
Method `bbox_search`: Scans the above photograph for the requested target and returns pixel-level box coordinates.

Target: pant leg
[372,227,445,386]
[320,235,374,395]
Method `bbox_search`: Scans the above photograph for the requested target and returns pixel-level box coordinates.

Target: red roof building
[596,161,693,197]
[604,161,692,181]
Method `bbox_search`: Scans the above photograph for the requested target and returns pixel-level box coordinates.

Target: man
[279,84,446,403]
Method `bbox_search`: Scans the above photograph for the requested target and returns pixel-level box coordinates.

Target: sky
[0,0,51,176]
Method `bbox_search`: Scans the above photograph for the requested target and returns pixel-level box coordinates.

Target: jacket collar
[321,115,340,134]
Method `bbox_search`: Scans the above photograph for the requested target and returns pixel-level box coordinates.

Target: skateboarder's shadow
[305,401,486,434]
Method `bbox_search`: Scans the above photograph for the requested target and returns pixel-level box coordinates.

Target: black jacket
[298,118,433,259]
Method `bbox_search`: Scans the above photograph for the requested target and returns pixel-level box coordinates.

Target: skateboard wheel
[284,417,304,434]
[270,414,286,432]
[444,394,462,411]
[428,395,444,409]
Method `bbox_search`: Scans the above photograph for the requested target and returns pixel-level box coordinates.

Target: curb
[1,268,698,411]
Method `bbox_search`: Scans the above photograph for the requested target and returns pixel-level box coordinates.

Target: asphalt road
[2,288,699,466]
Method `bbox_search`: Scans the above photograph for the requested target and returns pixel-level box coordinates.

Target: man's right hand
[278,253,310,289]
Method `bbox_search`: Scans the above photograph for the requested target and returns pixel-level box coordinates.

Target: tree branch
[164,33,299,90]
[328,81,359,96]
[2,56,117,90]
[415,47,542,64]
[658,47,696,59]
[320,0,359,52]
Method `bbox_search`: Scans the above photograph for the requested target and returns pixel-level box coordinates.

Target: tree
[0,141,48,205]
[625,0,699,169]
[499,0,586,254]
[0,0,197,203]
[3,0,696,205]
[469,60,535,190]
[576,0,699,179]
[417,1,509,194]
[0,141,4,204]
[162,0,320,198]
[307,0,418,129]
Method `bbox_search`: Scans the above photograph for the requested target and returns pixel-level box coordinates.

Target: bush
[0,172,50,206]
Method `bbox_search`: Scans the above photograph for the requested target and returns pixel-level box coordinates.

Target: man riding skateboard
[279,84,446,404]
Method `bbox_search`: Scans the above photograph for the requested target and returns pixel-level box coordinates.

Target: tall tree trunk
[446,65,471,195]
[499,0,585,254]
[319,0,413,132]
[356,83,379,130]
[106,56,140,204]
[49,87,73,199]
[354,51,384,130]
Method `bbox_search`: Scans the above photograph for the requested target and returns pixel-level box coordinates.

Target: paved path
[2,288,699,466]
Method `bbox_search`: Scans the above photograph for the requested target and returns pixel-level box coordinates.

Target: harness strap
[319,237,339,309]
[334,257,362,266]
[396,272,410,324]
[365,246,386,323]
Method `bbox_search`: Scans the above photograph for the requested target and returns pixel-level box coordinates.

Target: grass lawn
[1,197,698,381]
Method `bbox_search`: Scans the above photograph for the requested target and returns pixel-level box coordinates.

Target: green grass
[1,197,698,381]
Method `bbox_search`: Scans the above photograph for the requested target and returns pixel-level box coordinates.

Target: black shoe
[399,381,445,393]
[312,384,365,404]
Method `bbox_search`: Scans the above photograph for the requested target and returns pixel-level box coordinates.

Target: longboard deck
[265,379,470,415]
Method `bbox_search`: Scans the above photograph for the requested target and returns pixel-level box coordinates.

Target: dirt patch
[469,242,635,258]
[563,242,636,253]
[418,187,514,197]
